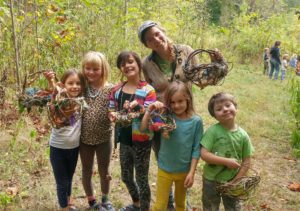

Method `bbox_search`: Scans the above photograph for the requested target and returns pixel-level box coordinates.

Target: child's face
[170,91,188,118]
[213,100,237,124]
[120,55,140,80]
[84,63,102,86]
[63,74,82,98]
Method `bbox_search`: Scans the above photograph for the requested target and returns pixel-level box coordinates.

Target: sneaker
[119,204,140,211]
[90,202,106,211]
[166,203,175,211]
[101,201,115,211]
[186,202,192,211]
[69,205,79,211]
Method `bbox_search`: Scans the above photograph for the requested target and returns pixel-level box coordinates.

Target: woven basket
[216,168,261,200]
[183,49,229,89]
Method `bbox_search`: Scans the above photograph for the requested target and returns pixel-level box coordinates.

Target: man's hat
[138,20,158,45]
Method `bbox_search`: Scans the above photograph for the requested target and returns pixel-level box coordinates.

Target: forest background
[0,0,300,210]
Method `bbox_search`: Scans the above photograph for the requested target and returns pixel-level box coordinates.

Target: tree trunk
[34,0,40,71]
[124,0,128,40]
[9,0,20,89]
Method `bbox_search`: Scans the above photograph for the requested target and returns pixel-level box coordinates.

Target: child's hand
[148,101,164,112]
[184,172,195,188]
[43,70,55,81]
[225,158,241,169]
[123,100,130,110]
[43,71,56,88]
[129,100,138,109]
[108,112,117,122]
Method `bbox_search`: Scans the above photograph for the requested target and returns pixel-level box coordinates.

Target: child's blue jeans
[50,146,79,208]
[202,177,242,211]
[281,69,286,81]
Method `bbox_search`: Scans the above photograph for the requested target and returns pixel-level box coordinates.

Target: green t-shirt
[201,123,254,183]
[153,53,172,77]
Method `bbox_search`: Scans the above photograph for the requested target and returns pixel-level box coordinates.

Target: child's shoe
[119,204,140,211]
[166,203,175,211]
[101,201,115,211]
[101,195,115,211]
[68,204,79,211]
[89,202,106,211]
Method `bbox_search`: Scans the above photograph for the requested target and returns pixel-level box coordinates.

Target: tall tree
[9,0,20,88]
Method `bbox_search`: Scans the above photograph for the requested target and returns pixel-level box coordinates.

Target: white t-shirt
[49,119,81,149]
[282,59,288,71]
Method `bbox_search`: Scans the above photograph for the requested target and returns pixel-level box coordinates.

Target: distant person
[296,55,300,76]
[281,54,289,81]
[269,41,281,80]
[201,92,254,211]
[289,54,297,69]
[263,48,270,75]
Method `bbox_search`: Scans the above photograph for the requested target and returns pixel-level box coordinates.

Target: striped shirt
[109,81,156,143]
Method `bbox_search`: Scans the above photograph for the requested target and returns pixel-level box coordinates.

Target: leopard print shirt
[80,84,113,145]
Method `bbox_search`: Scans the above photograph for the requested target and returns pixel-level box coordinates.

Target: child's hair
[264,48,269,51]
[283,54,289,60]
[164,80,194,116]
[297,55,300,61]
[81,51,110,88]
[60,68,85,96]
[116,51,142,76]
[208,92,237,117]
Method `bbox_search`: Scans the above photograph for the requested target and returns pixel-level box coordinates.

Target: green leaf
[30,130,37,138]
[0,192,13,205]
[18,103,25,114]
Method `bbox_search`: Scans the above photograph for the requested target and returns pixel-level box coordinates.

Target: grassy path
[0,65,299,210]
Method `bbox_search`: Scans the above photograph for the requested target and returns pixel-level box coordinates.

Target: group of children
[45,50,254,211]
[263,48,300,79]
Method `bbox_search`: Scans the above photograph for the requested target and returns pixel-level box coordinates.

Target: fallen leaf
[56,15,67,24]
[33,170,41,176]
[6,186,18,196]
[283,156,296,162]
[260,203,272,210]
[287,182,300,192]
[59,29,69,38]
[50,4,59,12]
[92,170,98,176]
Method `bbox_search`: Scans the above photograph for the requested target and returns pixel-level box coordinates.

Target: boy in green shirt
[201,92,254,211]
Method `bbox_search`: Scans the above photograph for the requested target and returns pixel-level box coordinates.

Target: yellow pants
[153,168,188,211]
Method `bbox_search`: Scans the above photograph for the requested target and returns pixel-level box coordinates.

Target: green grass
[0,65,299,210]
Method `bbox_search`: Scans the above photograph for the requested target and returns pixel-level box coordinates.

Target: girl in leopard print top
[80,51,114,210]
